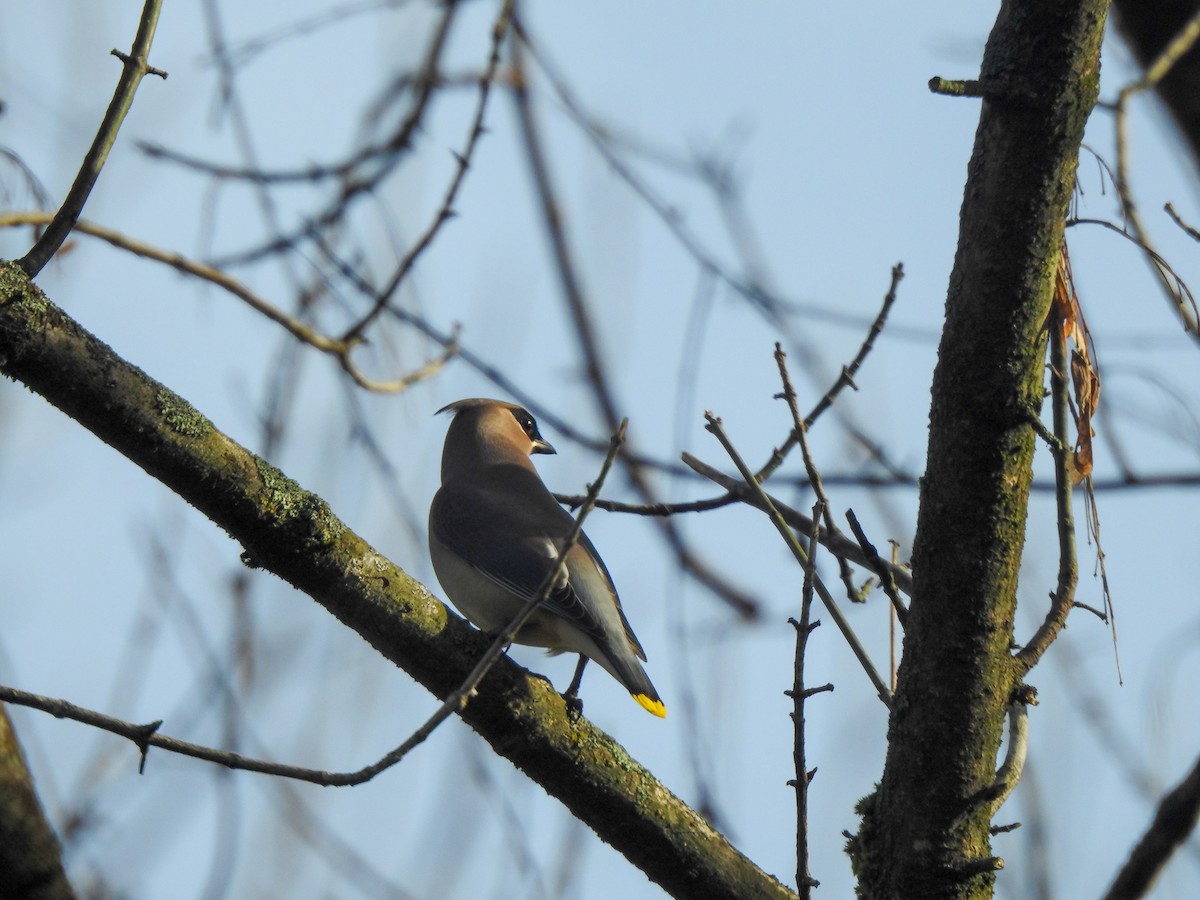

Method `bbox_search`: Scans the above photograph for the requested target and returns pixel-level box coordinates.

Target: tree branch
[1103,751,1200,899]
[0,706,76,900]
[702,412,891,703]
[18,0,165,277]
[0,261,791,900]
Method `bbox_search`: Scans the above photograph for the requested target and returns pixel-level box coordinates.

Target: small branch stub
[929,76,984,97]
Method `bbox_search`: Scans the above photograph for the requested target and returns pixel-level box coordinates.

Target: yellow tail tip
[634,694,667,718]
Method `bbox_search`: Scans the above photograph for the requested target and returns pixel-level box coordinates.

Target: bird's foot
[561,691,584,721]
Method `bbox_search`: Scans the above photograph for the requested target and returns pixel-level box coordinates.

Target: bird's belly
[430,538,566,649]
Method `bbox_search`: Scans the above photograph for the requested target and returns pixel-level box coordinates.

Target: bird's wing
[575,531,647,661]
[430,477,611,644]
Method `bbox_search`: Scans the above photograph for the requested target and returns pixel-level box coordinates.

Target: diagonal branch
[0,261,790,900]
[681,452,914,596]
[0,430,623,787]
[703,412,891,703]
[1103,751,1200,900]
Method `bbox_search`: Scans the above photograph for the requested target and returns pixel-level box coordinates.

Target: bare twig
[340,0,514,342]
[928,77,984,97]
[702,412,891,703]
[1016,321,1079,671]
[889,540,900,690]
[1108,10,1200,337]
[774,343,861,604]
[1164,202,1200,242]
[0,211,459,394]
[1066,217,1196,318]
[3,211,342,350]
[845,510,908,625]
[787,502,828,898]
[1083,478,1122,683]
[986,686,1038,818]
[741,264,906,489]
[18,0,165,276]
[0,682,402,785]
[946,688,1037,842]
[682,452,914,596]
[801,263,904,430]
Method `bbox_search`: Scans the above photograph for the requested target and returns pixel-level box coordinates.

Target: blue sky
[3,2,1200,898]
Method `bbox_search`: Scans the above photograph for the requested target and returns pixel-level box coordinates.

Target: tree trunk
[853,1,1108,897]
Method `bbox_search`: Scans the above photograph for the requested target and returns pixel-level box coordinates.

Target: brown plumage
[429,398,665,717]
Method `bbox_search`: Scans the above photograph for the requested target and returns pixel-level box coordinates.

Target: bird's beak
[532,437,556,455]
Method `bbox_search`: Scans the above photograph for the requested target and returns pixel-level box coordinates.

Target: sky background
[3,2,1200,898]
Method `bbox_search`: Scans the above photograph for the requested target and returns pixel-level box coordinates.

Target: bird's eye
[511,408,540,440]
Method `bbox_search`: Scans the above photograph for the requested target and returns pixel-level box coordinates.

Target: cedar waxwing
[429,398,666,718]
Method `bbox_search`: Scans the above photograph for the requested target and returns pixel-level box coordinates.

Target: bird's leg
[562,656,589,720]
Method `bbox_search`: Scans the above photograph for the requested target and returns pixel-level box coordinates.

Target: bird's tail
[603,652,666,718]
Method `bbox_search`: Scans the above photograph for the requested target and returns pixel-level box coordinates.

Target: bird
[428,398,666,718]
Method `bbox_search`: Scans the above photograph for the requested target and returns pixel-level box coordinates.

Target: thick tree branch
[0,261,791,900]
[0,430,622,787]
[0,706,76,900]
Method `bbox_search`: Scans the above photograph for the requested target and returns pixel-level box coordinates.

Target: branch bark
[0,261,791,900]
[852,1,1109,897]
[0,706,76,900]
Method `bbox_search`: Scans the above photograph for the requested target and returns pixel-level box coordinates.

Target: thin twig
[0,682,404,785]
[845,510,908,625]
[19,0,166,276]
[681,452,914,596]
[787,502,827,898]
[889,540,900,691]
[774,343,861,604]
[1066,217,1196,319]
[703,412,891,703]
[987,686,1037,818]
[754,264,905,486]
[340,0,514,342]
[1,211,459,394]
[928,77,984,97]
[801,263,904,430]
[1016,321,1079,671]
[1108,11,1200,337]
[1164,202,1200,242]
[3,211,341,351]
